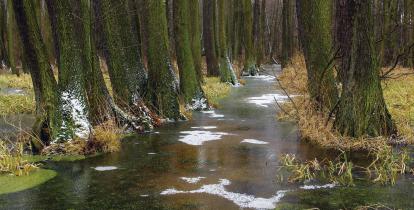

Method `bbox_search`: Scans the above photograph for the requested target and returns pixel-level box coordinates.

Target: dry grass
[202,77,231,108]
[0,140,37,176]
[42,120,123,155]
[0,73,33,90]
[277,54,414,151]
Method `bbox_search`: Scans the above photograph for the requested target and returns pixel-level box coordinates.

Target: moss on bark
[142,0,181,120]
[242,0,258,76]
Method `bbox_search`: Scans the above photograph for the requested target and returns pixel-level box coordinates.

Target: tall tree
[142,0,181,120]
[7,0,19,75]
[189,0,203,83]
[242,0,258,75]
[203,0,220,76]
[217,0,238,84]
[0,0,7,66]
[281,0,294,67]
[46,0,92,142]
[173,0,207,109]
[13,0,59,150]
[296,0,338,110]
[334,0,396,137]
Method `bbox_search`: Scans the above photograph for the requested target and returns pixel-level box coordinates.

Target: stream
[1,65,414,209]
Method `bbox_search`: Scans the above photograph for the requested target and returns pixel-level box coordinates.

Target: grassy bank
[277,55,414,151]
[202,77,231,108]
[0,74,35,115]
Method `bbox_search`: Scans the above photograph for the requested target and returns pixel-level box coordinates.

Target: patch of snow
[161,179,289,209]
[191,126,217,130]
[244,75,276,82]
[180,177,206,184]
[60,91,91,139]
[209,169,216,172]
[187,97,209,111]
[241,139,269,145]
[93,166,118,171]
[148,153,157,155]
[140,194,149,197]
[246,94,289,107]
[201,110,224,118]
[300,183,336,190]
[178,130,231,146]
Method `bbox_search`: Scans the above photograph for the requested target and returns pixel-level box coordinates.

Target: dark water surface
[1,65,414,210]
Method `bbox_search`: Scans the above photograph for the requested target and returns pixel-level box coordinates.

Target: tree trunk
[296,0,338,110]
[281,0,294,67]
[173,0,207,110]
[13,0,59,151]
[242,0,258,76]
[7,0,19,76]
[46,0,92,142]
[0,0,7,66]
[218,0,238,85]
[142,0,181,120]
[203,0,220,76]
[334,0,396,138]
[189,0,204,83]
[95,0,147,107]
[256,0,266,66]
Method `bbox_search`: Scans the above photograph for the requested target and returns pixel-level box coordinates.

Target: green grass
[0,169,56,195]
[202,77,231,108]
[0,74,33,90]
[0,94,35,115]
[23,154,87,163]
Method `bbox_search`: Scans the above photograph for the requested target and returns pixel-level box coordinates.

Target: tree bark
[281,0,294,67]
[334,0,396,138]
[296,0,338,110]
[203,0,220,76]
[242,0,258,75]
[189,0,204,83]
[13,0,59,151]
[173,0,207,109]
[7,0,19,76]
[142,0,181,120]
[218,0,238,84]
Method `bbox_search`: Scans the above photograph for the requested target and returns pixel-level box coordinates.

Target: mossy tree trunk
[203,0,220,77]
[382,0,399,66]
[142,0,181,120]
[189,0,204,83]
[334,0,396,138]
[13,0,59,150]
[173,0,207,110]
[0,0,7,66]
[47,0,92,142]
[95,0,147,107]
[296,0,338,110]
[7,0,19,76]
[217,0,238,85]
[242,0,258,76]
[281,0,294,68]
[256,0,266,66]
[231,0,243,61]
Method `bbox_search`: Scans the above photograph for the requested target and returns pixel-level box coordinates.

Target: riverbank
[277,55,414,151]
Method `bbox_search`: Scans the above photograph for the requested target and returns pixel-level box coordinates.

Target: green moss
[0,169,56,195]
[23,154,86,163]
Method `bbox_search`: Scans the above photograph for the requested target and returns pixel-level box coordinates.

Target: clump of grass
[278,152,355,186]
[42,120,123,156]
[0,94,35,115]
[0,140,37,176]
[202,77,231,108]
[88,120,122,153]
[0,73,33,90]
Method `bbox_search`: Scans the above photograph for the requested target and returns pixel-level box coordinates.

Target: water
[1,65,414,209]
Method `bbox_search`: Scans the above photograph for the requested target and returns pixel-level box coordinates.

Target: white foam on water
[191,126,217,130]
[241,139,269,145]
[161,179,289,209]
[178,130,231,146]
[246,94,289,108]
[180,177,206,184]
[93,166,118,171]
[300,183,336,190]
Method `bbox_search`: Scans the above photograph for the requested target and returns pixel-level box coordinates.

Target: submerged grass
[0,168,56,195]
[202,77,231,108]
